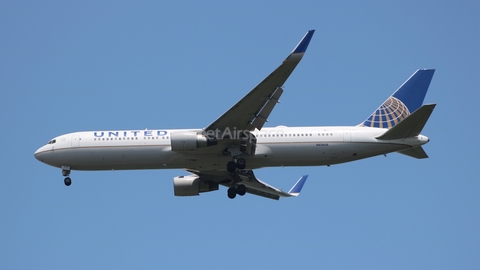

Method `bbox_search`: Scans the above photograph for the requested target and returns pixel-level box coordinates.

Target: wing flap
[251,87,283,129]
[238,170,308,200]
[245,186,281,200]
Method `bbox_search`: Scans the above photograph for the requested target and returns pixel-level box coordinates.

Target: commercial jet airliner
[34,30,436,200]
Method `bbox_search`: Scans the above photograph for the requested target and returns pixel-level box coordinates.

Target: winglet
[288,175,308,196]
[292,30,315,54]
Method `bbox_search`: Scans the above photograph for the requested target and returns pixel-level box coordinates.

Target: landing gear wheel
[236,158,246,170]
[62,169,70,177]
[64,177,72,186]
[237,184,246,196]
[227,187,237,199]
[227,161,237,173]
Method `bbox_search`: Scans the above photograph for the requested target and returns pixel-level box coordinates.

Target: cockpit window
[47,139,56,144]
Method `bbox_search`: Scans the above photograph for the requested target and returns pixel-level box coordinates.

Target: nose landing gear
[62,166,72,186]
[64,177,72,186]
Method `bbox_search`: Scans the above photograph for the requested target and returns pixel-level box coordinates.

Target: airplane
[34,30,437,200]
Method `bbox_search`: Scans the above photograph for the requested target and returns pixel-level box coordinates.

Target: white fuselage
[34,126,429,171]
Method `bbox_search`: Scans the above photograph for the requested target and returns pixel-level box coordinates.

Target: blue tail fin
[360,69,435,128]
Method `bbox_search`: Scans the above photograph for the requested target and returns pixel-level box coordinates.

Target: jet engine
[170,132,217,151]
[173,175,219,196]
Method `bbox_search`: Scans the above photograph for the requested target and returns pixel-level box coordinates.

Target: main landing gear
[227,184,247,199]
[227,158,247,199]
[226,158,246,173]
[225,158,247,199]
[62,166,72,186]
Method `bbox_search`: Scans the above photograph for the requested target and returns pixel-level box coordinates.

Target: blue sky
[1,1,479,269]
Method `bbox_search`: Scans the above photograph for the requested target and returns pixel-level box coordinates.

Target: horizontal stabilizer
[377,104,436,140]
[398,147,429,159]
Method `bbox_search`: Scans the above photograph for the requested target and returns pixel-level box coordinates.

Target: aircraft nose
[34,146,48,162]
[34,147,42,161]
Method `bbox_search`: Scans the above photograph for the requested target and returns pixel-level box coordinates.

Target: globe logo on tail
[362,96,410,128]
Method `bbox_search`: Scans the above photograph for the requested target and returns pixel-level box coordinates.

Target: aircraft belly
[185,155,221,171]
[252,143,330,167]
[328,143,410,164]
[48,146,185,171]
[252,142,410,167]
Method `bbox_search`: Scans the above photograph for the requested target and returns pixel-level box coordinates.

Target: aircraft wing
[235,170,308,200]
[204,30,315,132]
[188,169,308,200]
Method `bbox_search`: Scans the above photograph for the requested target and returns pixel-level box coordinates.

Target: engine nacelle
[173,175,219,196]
[170,132,217,151]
